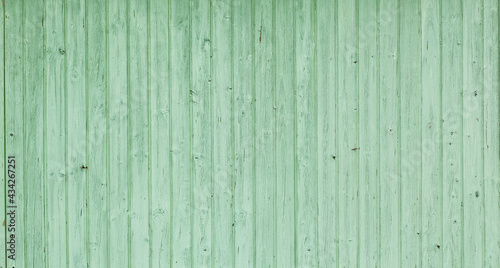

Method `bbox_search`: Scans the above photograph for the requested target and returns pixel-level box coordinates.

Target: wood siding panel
[1,1,499,267]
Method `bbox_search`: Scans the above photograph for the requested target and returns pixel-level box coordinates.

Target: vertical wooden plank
[170,0,191,266]
[23,0,45,265]
[378,0,399,265]
[316,0,336,266]
[127,0,149,266]
[149,0,171,267]
[4,0,24,266]
[358,0,378,266]
[275,0,295,266]
[211,0,233,266]
[44,0,67,266]
[9,1,500,267]
[337,0,358,266]
[483,0,500,265]
[462,0,484,266]
[86,0,107,266]
[65,0,87,265]
[107,0,128,265]
[421,0,442,266]
[441,0,463,266]
[340,0,362,265]
[233,0,254,266]
[294,0,317,266]
[0,0,5,264]
[191,0,211,266]
[254,0,275,266]
[399,0,421,265]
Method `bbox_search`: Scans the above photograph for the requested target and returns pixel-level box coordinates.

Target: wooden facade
[1,0,499,267]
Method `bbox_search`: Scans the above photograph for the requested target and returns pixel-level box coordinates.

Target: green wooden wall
[1,0,499,267]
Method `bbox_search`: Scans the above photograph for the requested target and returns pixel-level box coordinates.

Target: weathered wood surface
[1,0,499,267]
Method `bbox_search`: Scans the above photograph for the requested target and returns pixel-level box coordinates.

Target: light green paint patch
[1,0,499,267]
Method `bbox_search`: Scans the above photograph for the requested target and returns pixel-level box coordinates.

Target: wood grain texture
[233,0,254,266]
[44,0,67,266]
[274,0,296,267]
[463,0,485,266]
[316,0,336,266]
[483,0,500,266]
[358,0,378,266]
[107,0,129,266]
[421,0,442,266]
[254,0,275,266]
[23,0,44,266]
[149,0,171,267]
[191,0,211,266]
[170,0,192,266]
[294,0,318,267]
[1,1,499,267]
[399,0,421,266]
[211,0,234,266]
[5,0,25,267]
[127,0,150,266]
[86,0,107,266]
[378,0,400,266]
[337,0,358,266]
[442,0,463,266]
[65,0,87,266]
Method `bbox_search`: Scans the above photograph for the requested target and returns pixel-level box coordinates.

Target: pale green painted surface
[1,0,500,267]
